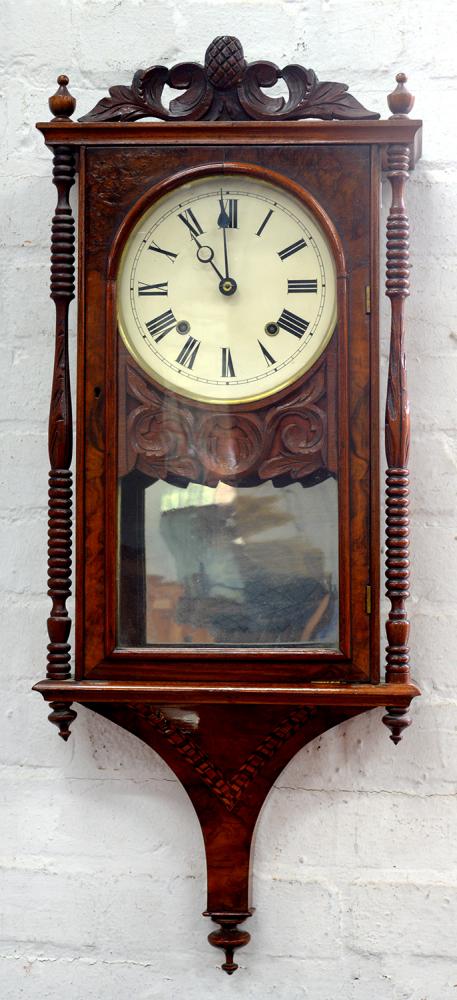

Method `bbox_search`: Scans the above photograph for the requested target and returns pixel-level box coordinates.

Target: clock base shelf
[34,677,420,708]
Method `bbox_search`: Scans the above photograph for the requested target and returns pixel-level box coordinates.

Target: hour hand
[190,234,225,282]
[191,233,237,296]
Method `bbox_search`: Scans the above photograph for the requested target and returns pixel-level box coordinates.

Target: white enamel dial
[117,173,337,404]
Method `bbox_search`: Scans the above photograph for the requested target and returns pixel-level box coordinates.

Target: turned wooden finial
[382,706,412,745]
[206,912,251,974]
[388,72,414,117]
[49,74,76,120]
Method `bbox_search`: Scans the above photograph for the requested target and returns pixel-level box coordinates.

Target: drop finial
[388,72,414,117]
[206,911,251,974]
[382,706,411,744]
[48,701,77,740]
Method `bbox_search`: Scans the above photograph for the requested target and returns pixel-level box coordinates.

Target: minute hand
[217,197,237,296]
[217,196,231,280]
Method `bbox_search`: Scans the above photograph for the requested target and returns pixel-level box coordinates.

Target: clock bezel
[109,161,345,412]
[114,164,340,406]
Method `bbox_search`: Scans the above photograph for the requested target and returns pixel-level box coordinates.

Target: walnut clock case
[34,37,422,974]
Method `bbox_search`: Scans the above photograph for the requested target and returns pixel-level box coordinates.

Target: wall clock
[34,37,422,973]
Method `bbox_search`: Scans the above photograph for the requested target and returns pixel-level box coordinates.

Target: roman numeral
[278,238,307,261]
[177,208,204,238]
[218,198,238,228]
[176,336,200,369]
[256,209,273,237]
[258,340,276,367]
[277,309,309,339]
[221,347,235,378]
[288,279,318,293]
[138,281,168,296]
[148,240,178,263]
[146,309,176,343]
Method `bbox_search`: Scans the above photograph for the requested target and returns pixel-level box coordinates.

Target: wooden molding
[36,119,423,169]
[33,678,421,707]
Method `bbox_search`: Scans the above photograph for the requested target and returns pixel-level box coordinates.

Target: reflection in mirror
[118,476,339,648]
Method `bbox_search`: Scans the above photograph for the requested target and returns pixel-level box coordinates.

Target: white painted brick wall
[1,1,456,997]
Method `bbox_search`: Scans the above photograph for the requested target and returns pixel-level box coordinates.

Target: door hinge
[365,585,372,614]
[365,285,371,314]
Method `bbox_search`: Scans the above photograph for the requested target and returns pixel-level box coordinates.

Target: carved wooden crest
[79,35,380,124]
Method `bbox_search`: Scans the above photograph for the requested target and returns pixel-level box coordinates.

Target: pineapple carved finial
[204,36,247,89]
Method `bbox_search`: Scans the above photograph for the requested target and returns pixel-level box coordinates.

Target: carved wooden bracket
[79,35,379,124]
[131,703,318,814]
[94,701,360,973]
[127,702,319,972]
[121,359,332,487]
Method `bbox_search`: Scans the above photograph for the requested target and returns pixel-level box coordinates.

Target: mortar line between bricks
[1,762,456,796]
[0,953,163,967]
[3,861,457,886]
[273,784,457,798]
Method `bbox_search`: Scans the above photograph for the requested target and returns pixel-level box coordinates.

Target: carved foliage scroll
[257,372,327,481]
[79,35,379,124]
[123,361,330,487]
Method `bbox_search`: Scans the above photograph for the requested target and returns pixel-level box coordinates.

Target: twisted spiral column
[47,145,77,739]
[383,142,412,744]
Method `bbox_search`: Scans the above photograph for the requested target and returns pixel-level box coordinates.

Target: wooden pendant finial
[382,706,412,745]
[206,912,251,974]
[388,72,414,117]
[48,701,77,741]
[49,74,76,121]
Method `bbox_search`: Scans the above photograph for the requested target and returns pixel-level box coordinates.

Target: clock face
[117,173,337,404]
